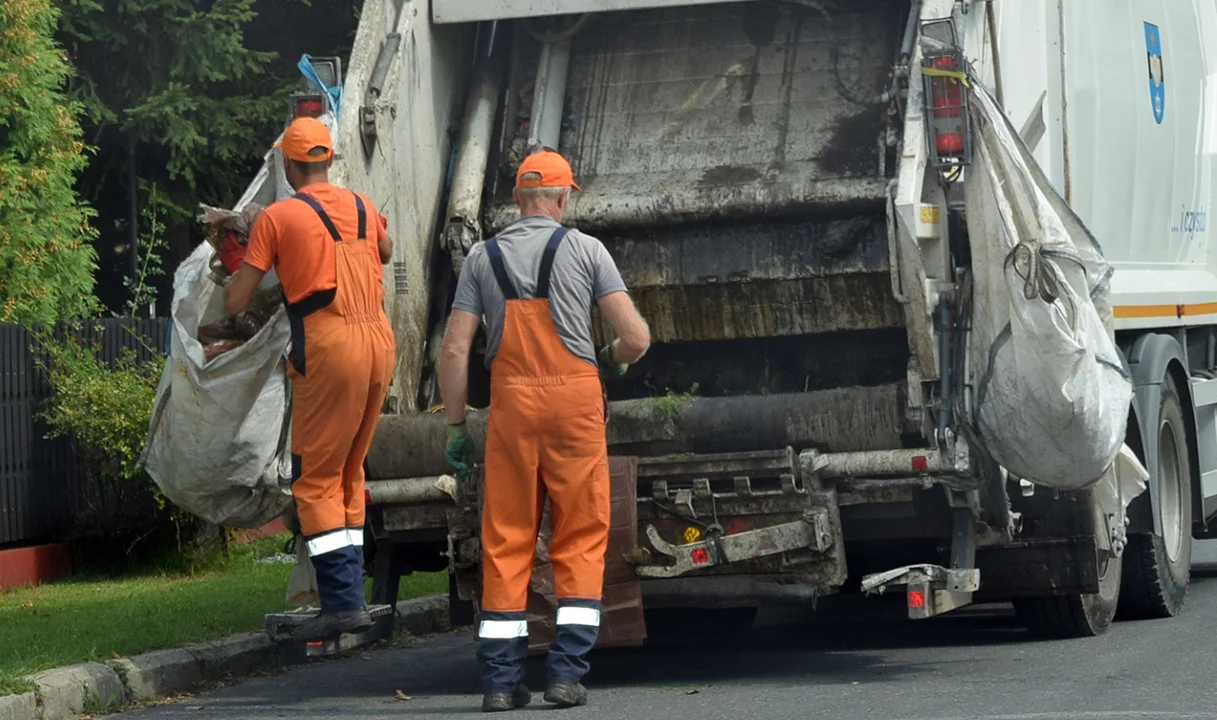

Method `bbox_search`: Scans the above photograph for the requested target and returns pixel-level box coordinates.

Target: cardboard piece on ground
[525,456,647,654]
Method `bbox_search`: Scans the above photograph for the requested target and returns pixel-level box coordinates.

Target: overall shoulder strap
[534,227,569,300]
[292,193,342,242]
[484,238,520,300]
[352,191,367,240]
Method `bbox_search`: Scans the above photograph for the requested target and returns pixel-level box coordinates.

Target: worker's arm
[378,233,393,264]
[597,290,650,364]
[229,211,274,315]
[374,211,393,264]
[225,263,266,316]
[437,309,481,426]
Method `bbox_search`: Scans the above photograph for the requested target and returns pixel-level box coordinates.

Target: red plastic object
[912,455,929,472]
[690,547,710,565]
[908,589,926,609]
[218,231,247,274]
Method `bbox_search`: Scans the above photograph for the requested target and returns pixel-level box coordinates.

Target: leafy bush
[37,328,227,571]
[38,331,164,491]
[0,0,100,325]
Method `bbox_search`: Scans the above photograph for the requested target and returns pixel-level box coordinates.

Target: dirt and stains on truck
[225,0,1217,645]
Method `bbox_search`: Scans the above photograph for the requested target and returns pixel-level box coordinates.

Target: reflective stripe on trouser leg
[306,529,365,613]
[476,611,529,693]
[547,598,601,685]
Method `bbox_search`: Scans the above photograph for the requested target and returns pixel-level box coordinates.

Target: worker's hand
[597,342,629,381]
[445,422,476,482]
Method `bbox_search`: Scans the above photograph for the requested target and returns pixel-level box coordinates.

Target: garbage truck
[146,0,1217,646]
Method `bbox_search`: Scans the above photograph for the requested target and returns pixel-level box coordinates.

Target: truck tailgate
[488,0,905,232]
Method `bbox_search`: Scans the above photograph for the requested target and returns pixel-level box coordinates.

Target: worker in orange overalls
[437,151,651,712]
[226,117,396,641]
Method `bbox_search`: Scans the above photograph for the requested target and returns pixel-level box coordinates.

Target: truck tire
[1013,496,1123,639]
[1118,376,1193,619]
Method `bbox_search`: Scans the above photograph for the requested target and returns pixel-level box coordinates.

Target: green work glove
[445,422,476,481]
[597,343,629,381]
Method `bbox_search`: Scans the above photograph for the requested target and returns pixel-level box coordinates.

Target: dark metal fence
[0,318,170,547]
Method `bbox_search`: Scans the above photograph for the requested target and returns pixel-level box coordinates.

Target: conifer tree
[0,0,100,325]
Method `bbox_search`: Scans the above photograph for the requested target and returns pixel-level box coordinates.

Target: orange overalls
[476,228,612,693]
[287,191,395,613]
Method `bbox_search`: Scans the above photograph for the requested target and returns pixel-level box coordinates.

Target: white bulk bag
[964,81,1133,489]
[138,240,293,528]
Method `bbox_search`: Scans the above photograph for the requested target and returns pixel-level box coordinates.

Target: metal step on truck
[224,0,1217,646]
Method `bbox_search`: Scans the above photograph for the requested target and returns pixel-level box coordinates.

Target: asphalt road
[127,543,1217,720]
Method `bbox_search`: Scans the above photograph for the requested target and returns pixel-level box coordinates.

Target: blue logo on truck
[1144,22,1165,124]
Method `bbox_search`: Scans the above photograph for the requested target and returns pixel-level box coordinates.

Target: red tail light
[928,55,965,154]
[294,96,324,118]
[929,56,962,117]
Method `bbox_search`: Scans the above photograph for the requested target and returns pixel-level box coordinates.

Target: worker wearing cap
[437,150,651,712]
[226,117,396,641]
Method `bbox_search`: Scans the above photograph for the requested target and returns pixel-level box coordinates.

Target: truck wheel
[1118,376,1193,619]
[1013,494,1122,639]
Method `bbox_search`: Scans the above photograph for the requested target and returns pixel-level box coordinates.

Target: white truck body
[214,0,1217,640]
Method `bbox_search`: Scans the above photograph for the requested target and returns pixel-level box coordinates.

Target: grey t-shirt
[453,215,627,367]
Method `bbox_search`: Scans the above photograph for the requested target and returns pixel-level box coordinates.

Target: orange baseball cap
[516,150,581,192]
[274,117,334,163]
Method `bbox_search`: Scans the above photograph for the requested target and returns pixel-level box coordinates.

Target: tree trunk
[127,134,139,310]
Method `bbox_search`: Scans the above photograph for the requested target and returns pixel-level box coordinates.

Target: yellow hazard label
[920,206,941,224]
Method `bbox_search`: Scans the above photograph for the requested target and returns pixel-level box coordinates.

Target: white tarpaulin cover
[138,241,293,528]
[964,80,1134,490]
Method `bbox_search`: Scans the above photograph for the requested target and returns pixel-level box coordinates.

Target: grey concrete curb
[0,693,35,720]
[11,594,451,720]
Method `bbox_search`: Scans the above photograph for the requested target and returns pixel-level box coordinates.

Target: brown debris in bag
[197,289,283,360]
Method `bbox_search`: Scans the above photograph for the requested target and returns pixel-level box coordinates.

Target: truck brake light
[929,56,964,153]
[294,94,325,119]
[919,19,971,170]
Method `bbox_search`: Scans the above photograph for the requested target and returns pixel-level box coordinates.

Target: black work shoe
[544,682,588,708]
[290,608,373,642]
[482,685,531,712]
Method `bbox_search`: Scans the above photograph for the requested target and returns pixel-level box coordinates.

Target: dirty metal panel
[488,1,902,232]
[600,275,904,343]
[637,449,795,481]
[590,214,901,343]
[600,215,889,289]
[974,538,1101,598]
[382,503,452,532]
[433,0,744,25]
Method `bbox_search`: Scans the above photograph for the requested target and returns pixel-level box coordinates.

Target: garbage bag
[138,240,293,528]
[964,80,1133,490]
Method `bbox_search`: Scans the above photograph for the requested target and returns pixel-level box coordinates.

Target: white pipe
[443,57,502,272]
[528,38,571,152]
[367,476,457,505]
